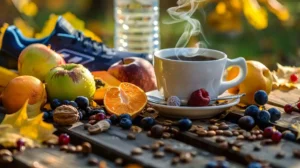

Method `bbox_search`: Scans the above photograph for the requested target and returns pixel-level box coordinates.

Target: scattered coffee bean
[170,128,179,135]
[115,158,123,166]
[151,125,164,138]
[233,131,239,136]
[252,135,257,140]
[276,151,285,159]
[141,145,150,150]
[209,119,218,124]
[171,157,180,165]
[207,130,216,137]
[88,157,99,165]
[256,134,263,140]
[238,130,245,135]
[60,145,69,151]
[0,150,13,163]
[89,120,97,125]
[216,130,224,135]
[197,130,208,137]
[223,130,233,137]
[216,136,226,143]
[68,145,77,153]
[131,126,142,133]
[147,131,152,137]
[253,145,261,151]
[151,143,160,151]
[232,146,240,152]
[252,130,260,135]
[154,151,165,158]
[189,125,198,132]
[234,141,243,148]
[127,133,136,140]
[293,150,300,158]
[76,145,83,153]
[261,139,273,146]
[219,142,229,149]
[82,142,92,154]
[190,151,197,157]
[237,135,244,140]
[131,147,143,155]
[164,145,174,153]
[243,132,252,139]
[156,140,165,147]
[180,152,193,163]
[208,125,219,130]
[84,123,92,130]
[162,132,171,139]
[219,124,229,130]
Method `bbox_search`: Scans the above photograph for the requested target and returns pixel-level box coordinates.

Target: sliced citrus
[104,82,147,117]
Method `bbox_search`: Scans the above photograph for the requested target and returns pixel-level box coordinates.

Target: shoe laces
[71,31,103,55]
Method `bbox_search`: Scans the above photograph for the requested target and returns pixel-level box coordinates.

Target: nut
[53,105,79,125]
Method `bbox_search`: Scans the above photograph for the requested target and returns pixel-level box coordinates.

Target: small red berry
[271,131,282,143]
[59,133,70,145]
[284,104,293,114]
[297,102,300,109]
[263,127,274,138]
[290,74,298,83]
[187,88,210,106]
[16,138,25,151]
[95,113,106,121]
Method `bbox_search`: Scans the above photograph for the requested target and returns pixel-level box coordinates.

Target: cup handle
[218,57,247,95]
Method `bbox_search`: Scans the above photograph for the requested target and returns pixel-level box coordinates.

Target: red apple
[108,57,157,92]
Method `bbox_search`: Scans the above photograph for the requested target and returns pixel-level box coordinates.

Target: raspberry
[187,88,210,106]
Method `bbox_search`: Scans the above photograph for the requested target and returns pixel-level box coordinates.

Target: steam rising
[164,0,209,57]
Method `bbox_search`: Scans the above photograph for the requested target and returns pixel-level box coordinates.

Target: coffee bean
[170,128,179,135]
[141,145,150,150]
[234,141,243,148]
[131,147,143,155]
[209,119,218,124]
[88,157,99,165]
[82,142,92,154]
[256,134,263,140]
[84,123,92,130]
[156,140,165,147]
[127,133,136,140]
[115,158,123,166]
[219,142,229,149]
[208,125,219,130]
[218,122,226,125]
[238,130,245,134]
[190,151,197,157]
[131,126,142,133]
[261,139,273,146]
[76,145,83,153]
[251,135,257,141]
[253,145,261,151]
[154,151,165,158]
[237,135,244,140]
[162,132,171,139]
[276,151,285,159]
[189,125,198,132]
[207,130,216,137]
[164,146,174,153]
[151,125,164,138]
[68,145,77,153]
[60,145,69,151]
[252,130,260,135]
[243,132,252,139]
[151,143,160,151]
[171,157,180,165]
[180,152,193,163]
[216,136,226,143]
[232,146,240,152]
[88,120,97,125]
[216,130,224,135]
[232,131,239,136]
[223,130,233,137]
[293,150,300,158]
[197,130,208,137]
[219,124,229,130]
[0,150,13,163]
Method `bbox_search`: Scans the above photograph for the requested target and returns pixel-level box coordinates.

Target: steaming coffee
[167,55,217,61]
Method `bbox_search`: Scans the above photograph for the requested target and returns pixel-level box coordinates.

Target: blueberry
[61,100,70,105]
[120,114,131,120]
[43,111,49,120]
[140,117,155,130]
[48,110,54,120]
[268,108,281,122]
[110,114,120,125]
[245,105,260,120]
[205,161,217,168]
[69,101,78,108]
[238,116,256,131]
[132,115,143,126]
[50,99,61,110]
[257,110,270,123]
[178,118,192,131]
[75,96,89,110]
[282,131,296,141]
[119,118,132,129]
[254,90,268,105]
[247,162,262,168]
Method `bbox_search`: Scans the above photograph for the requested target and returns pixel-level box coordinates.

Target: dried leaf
[291,122,300,140]
[272,63,300,91]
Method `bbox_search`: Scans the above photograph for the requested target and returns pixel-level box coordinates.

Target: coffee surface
[166,55,217,61]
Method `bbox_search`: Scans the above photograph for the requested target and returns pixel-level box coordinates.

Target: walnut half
[53,105,79,126]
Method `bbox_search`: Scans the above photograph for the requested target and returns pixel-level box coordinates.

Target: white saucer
[146,90,240,119]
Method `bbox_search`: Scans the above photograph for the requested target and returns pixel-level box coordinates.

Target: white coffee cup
[154,48,247,103]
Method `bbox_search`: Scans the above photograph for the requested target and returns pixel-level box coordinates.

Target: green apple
[45,64,96,101]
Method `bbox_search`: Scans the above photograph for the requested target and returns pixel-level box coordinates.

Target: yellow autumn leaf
[262,0,289,21]
[291,122,300,140]
[19,113,43,140]
[1,99,29,129]
[243,0,268,30]
[20,1,38,17]
[36,120,56,142]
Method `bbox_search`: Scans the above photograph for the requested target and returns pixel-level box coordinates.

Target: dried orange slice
[104,82,147,117]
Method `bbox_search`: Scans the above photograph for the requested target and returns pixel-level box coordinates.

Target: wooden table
[1,89,300,168]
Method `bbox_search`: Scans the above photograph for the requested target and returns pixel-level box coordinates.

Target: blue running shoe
[0,16,149,71]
